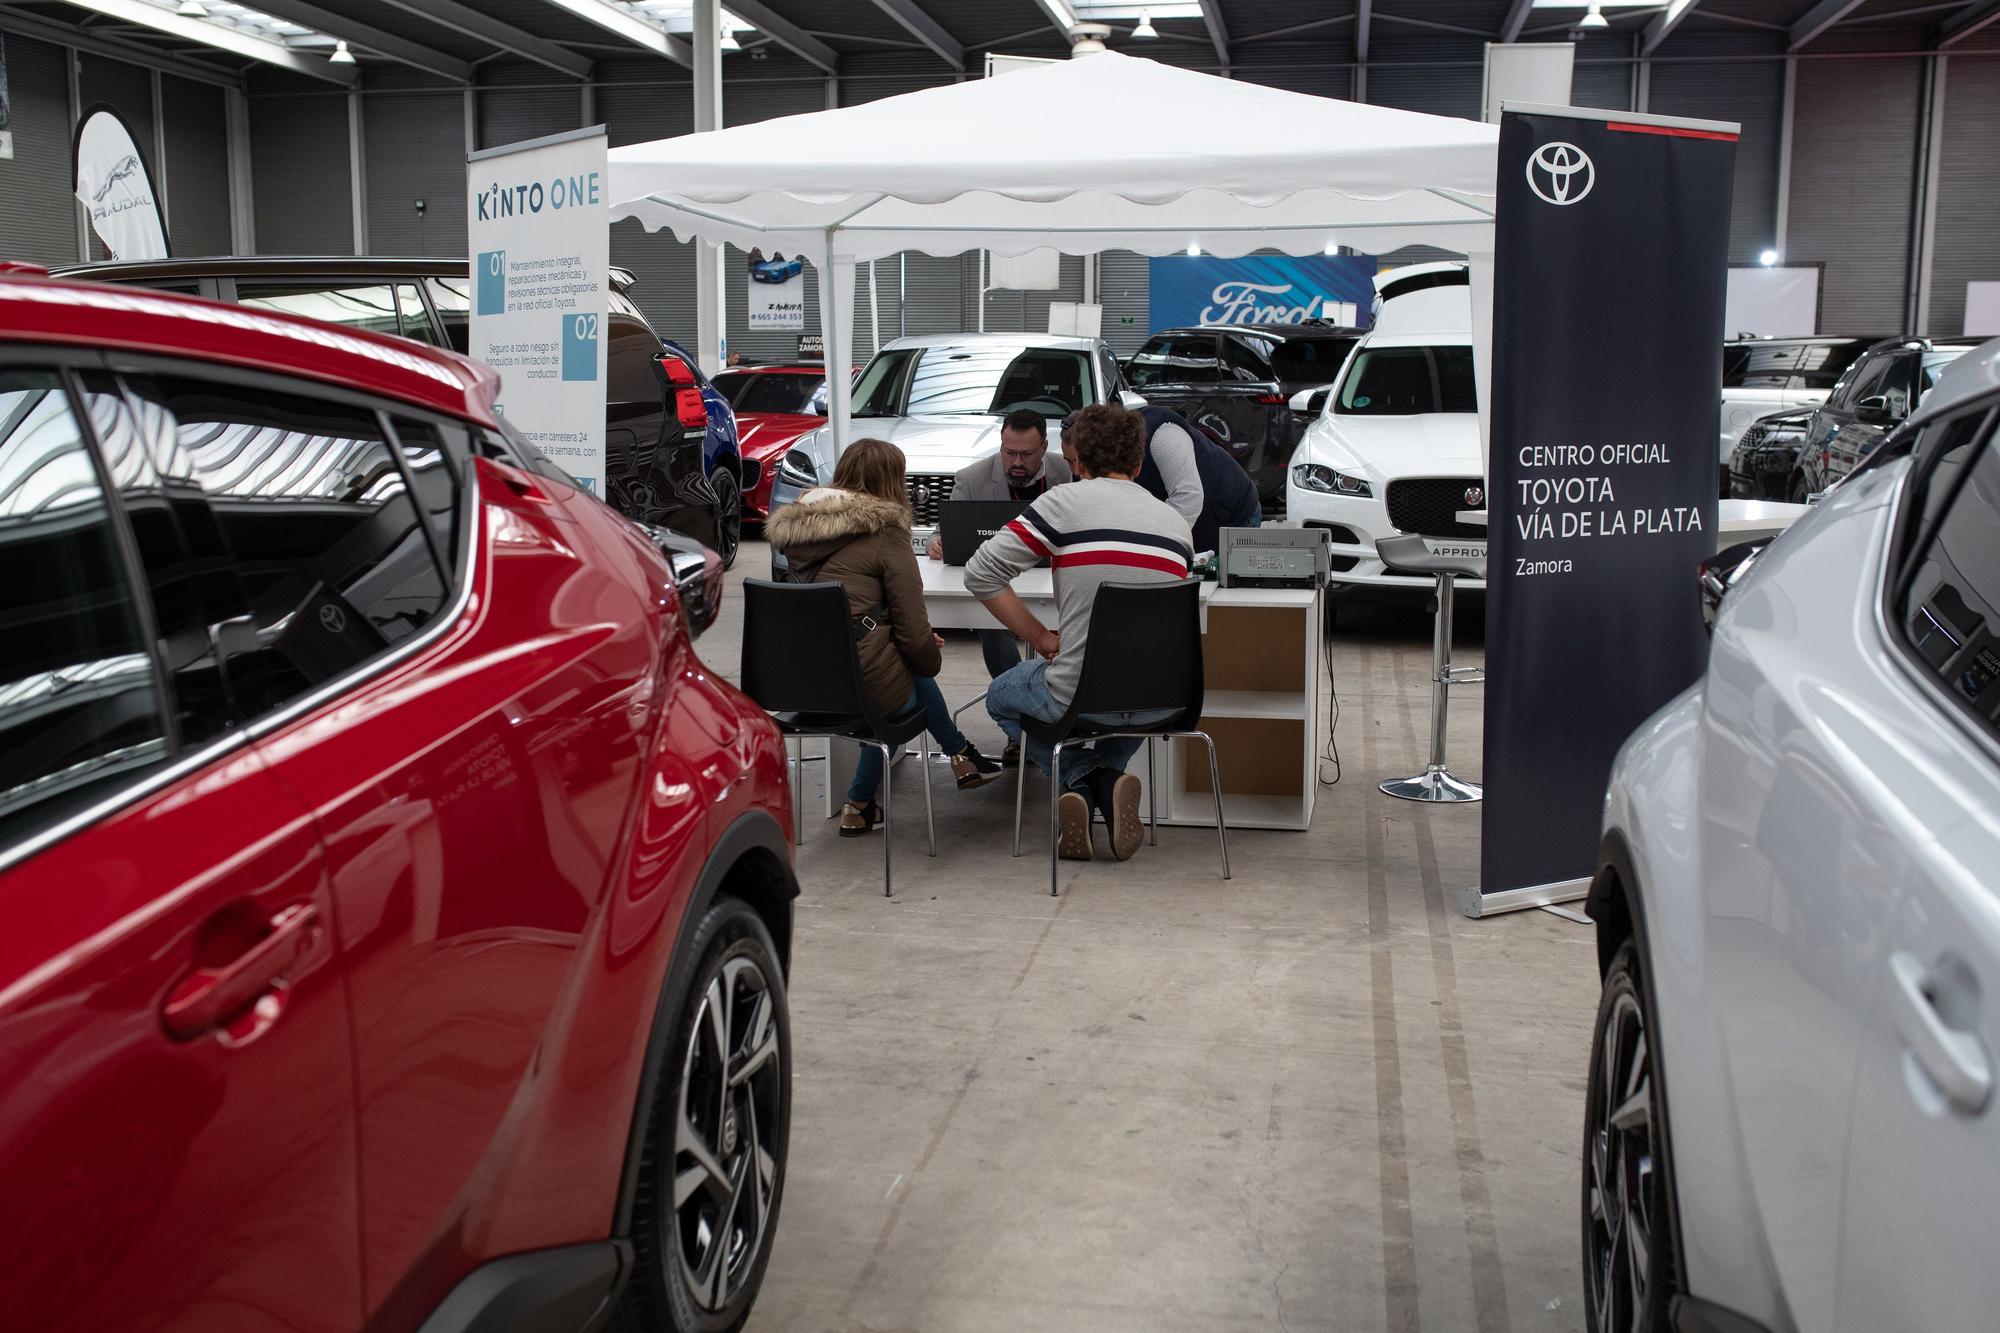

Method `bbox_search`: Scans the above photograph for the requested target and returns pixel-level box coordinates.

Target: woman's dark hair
[1064,404,1145,478]
[829,436,910,511]
[1001,407,1048,440]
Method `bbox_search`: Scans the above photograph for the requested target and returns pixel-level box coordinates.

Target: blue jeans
[847,675,968,806]
[985,659,1175,792]
[978,629,1022,679]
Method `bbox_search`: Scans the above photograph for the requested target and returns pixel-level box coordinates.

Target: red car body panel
[713,367,828,520]
[0,274,794,1331]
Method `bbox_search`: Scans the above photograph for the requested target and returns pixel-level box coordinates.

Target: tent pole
[819,229,857,457]
[1467,249,1496,486]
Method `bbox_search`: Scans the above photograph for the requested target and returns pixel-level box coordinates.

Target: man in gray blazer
[927,408,1074,763]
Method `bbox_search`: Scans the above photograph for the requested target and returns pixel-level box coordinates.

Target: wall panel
[362,90,464,256]
[161,74,230,256]
[248,89,351,254]
[1929,56,2000,336]
[0,32,80,265]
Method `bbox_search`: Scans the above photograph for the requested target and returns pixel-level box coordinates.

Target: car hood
[1295,412,1484,481]
[791,413,1058,479]
[737,413,821,459]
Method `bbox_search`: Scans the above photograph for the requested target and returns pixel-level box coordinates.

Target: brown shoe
[1102,773,1144,862]
[838,800,880,837]
[1057,791,1094,861]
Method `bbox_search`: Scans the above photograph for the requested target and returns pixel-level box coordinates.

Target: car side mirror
[646,525,724,638]
[1118,389,1148,410]
[1855,394,1894,424]
[1698,537,1770,636]
[1289,387,1331,415]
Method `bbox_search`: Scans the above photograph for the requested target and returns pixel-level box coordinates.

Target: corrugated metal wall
[477,60,579,152]
[0,33,80,265]
[360,72,465,257]
[1929,56,2000,337]
[247,73,352,255]
[1787,56,1925,331]
[1646,33,1786,264]
[161,75,231,256]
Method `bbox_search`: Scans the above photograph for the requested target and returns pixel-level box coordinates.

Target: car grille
[906,472,956,525]
[1385,478,1486,540]
[1738,421,1770,454]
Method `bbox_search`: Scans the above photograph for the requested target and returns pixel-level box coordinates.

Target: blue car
[751,253,804,284]
[658,339,746,568]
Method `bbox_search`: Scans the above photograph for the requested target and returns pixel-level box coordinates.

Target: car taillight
[1252,392,1288,406]
[676,388,708,430]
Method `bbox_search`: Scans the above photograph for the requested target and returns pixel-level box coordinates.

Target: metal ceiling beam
[1199,0,1230,67]
[0,6,245,86]
[59,0,356,83]
[1641,0,1703,54]
[541,0,692,67]
[234,0,473,82]
[1033,0,1076,41]
[1938,0,2000,47]
[1354,0,1371,62]
[1788,0,1868,50]
[721,0,839,72]
[866,0,962,69]
[372,0,593,80]
[1498,0,1535,42]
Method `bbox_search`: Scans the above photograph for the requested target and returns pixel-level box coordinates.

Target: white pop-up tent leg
[1467,249,1496,484]
[817,235,858,455]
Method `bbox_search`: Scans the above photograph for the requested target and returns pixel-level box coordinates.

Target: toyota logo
[319,603,347,634]
[1463,485,1485,508]
[1526,142,1594,206]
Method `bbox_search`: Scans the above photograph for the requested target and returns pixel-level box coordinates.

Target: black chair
[1009,579,1230,896]
[1373,535,1485,803]
[740,579,936,896]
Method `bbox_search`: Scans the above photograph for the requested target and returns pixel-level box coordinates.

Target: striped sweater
[963,476,1194,705]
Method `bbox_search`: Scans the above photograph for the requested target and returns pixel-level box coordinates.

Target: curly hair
[1063,404,1145,478]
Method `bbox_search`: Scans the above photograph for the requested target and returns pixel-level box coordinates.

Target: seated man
[966,404,1194,863]
[1067,404,1261,556]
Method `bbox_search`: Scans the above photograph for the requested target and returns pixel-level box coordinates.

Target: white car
[766,332,1136,536]
[1716,335,1885,488]
[1284,263,1487,595]
[1585,336,2000,1333]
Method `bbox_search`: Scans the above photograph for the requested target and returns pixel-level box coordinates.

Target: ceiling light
[328,38,354,63]
[1131,10,1158,38]
[720,28,741,50]
[1759,249,1779,267]
[176,1,208,15]
[63,0,352,79]
[1578,3,1610,29]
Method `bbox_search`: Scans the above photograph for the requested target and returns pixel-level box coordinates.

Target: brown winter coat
[764,487,942,715]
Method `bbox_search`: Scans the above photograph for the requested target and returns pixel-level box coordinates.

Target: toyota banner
[1475,106,1739,916]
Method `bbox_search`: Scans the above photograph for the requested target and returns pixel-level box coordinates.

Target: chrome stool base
[1380,765,1483,803]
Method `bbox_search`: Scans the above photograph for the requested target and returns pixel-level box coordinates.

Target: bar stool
[1374,535,1485,803]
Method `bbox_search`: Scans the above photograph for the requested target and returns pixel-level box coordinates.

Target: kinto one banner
[1475,106,1738,915]
[468,126,610,494]
[1147,254,1374,332]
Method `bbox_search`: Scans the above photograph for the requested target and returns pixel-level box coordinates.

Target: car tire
[711,466,743,571]
[1581,939,1676,1333]
[622,895,791,1333]
[1788,473,1809,505]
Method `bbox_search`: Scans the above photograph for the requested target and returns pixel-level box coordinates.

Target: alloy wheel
[713,468,742,569]
[670,954,782,1314]
[1586,986,1657,1333]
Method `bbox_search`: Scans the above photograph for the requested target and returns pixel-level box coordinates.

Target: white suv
[1284,263,1487,596]
[1585,337,2000,1333]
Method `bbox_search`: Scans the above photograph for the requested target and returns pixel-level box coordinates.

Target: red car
[712,365,833,522]
[0,270,796,1332]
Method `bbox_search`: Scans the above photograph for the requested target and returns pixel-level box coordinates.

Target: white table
[917,557,1219,632]
[1454,498,1807,551]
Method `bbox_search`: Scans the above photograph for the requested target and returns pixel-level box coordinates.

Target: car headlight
[778,448,817,487]
[1292,463,1372,498]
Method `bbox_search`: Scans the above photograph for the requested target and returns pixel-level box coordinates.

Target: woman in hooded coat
[765,437,1002,835]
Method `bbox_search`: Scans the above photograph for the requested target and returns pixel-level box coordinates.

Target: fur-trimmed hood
[766,486,911,561]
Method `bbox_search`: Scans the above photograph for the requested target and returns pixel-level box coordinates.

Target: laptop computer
[939,498,1033,566]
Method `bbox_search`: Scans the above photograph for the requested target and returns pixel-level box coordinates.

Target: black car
[56,255,726,551]
[1123,322,1362,507]
[1727,405,1816,501]
[1798,336,1984,497]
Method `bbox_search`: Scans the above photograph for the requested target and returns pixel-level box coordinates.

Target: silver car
[765,331,1141,539]
[1585,337,2000,1333]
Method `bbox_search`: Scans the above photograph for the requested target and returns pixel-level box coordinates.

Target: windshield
[852,344,1096,417]
[727,373,825,415]
[1335,345,1478,415]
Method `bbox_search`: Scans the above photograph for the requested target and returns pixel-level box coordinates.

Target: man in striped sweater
[965,404,1195,863]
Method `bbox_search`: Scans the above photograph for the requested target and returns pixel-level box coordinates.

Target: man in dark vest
[1064,405,1260,555]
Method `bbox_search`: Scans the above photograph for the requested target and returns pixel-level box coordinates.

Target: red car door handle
[162,903,323,1041]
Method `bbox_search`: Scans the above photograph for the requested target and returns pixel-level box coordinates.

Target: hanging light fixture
[1578,3,1610,30]
[1132,10,1159,39]
[176,1,209,15]
[720,26,742,50]
[328,39,355,64]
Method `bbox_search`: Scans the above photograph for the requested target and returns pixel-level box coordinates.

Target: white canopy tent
[607,51,1501,450]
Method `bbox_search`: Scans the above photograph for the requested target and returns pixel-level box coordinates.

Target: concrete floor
[706,540,1601,1333]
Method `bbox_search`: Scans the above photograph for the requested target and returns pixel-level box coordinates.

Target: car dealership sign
[467,126,609,495]
[1147,254,1372,332]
